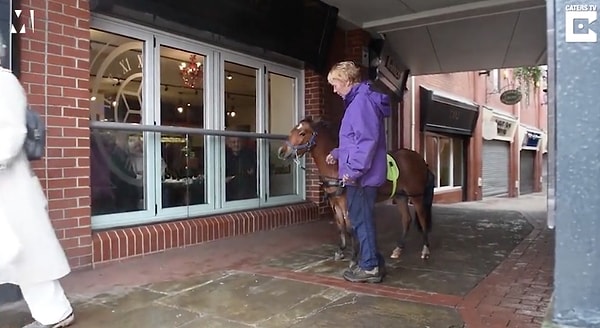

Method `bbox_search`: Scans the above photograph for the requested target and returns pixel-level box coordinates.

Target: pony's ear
[302,115,313,123]
[313,116,322,124]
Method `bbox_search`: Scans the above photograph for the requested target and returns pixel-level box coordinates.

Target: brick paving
[245,194,554,328]
[458,209,554,327]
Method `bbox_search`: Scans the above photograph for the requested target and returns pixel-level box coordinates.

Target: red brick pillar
[345,29,370,79]
[19,0,93,269]
[534,149,543,192]
[304,69,330,217]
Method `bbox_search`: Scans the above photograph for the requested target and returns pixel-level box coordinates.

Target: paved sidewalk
[0,193,553,328]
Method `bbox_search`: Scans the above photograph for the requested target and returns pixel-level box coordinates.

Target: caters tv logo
[565,4,597,43]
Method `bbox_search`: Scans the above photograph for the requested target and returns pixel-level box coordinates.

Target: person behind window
[0,42,75,327]
[225,136,257,201]
[326,61,390,283]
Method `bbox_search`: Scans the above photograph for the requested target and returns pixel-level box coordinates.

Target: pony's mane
[300,116,338,143]
[300,117,329,131]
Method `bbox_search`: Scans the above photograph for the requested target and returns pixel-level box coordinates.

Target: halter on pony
[285,131,318,166]
[284,130,346,198]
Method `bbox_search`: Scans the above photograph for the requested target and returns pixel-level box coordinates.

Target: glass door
[219,53,264,209]
[153,35,215,220]
[263,65,305,204]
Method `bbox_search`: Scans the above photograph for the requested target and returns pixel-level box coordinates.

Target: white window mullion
[146,33,159,215]
[257,65,268,205]
[212,50,224,209]
[436,137,441,187]
[449,138,454,186]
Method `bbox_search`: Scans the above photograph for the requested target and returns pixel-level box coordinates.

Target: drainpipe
[410,76,416,150]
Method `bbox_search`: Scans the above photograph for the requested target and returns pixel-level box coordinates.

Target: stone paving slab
[0,271,463,328]
[0,194,552,328]
[265,206,533,296]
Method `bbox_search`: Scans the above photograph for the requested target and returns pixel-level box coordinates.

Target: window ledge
[434,186,462,193]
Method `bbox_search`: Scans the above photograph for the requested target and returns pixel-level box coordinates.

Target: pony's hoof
[390,247,402,259]
[334,251,345,261]
[349,260,357,269]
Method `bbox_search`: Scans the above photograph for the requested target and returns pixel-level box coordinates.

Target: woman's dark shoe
[343,266,383,283]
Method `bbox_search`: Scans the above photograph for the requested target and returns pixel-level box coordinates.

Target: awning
[419,86,480,137]
[518,124,544,151]
[481,106,518,142]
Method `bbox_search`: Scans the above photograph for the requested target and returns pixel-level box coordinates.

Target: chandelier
[179,54,202,88]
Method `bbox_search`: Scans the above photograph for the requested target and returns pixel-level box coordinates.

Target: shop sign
[524,131,541,148]
[495,118,513,137]
[500,89,522,105]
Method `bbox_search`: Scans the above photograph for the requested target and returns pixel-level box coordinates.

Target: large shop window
[89,19,304,230]
[424,134,463,189]
[0,0,12,69]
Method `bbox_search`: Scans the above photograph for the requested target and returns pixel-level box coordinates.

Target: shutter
[482,140,510,197]
[520,150,536,195]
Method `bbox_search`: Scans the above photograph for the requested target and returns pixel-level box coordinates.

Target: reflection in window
[223,61,258,201]
[90,130,145,215]
[453,139,463,187]
[90,29,144,123]
[439,138,451,187]
[225,136,258,201]
[268,72,296,197]
[424,134,463,188]
[0,0,11,69]
[90,30,147,216]
[159,46,207,208]
[424,136,439,188]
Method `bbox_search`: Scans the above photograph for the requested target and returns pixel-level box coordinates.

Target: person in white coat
[0,35,75,327]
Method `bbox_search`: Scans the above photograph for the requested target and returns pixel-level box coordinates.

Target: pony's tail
[416,169,435,233]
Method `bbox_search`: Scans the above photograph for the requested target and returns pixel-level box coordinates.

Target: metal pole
[552,0,600,325]
[90,121,288,140]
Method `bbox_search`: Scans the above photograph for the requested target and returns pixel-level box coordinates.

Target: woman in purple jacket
[326,61,391,283]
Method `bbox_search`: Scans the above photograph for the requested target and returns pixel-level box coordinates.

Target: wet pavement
[266,206,533,296]
[0,194,551,328]
[1,270,463,328]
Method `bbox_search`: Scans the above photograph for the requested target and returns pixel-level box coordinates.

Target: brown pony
[277,117,435,266]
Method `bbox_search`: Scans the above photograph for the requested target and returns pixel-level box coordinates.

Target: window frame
[423,133,464,192]
[90,14,306,230]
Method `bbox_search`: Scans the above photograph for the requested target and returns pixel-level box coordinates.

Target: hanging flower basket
[513,66,542,104]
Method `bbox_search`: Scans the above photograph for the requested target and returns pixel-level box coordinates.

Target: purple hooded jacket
[330,81,391,187]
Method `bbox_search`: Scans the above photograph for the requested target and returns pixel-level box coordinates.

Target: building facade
[401,69,548,203]
[2,0,546,270]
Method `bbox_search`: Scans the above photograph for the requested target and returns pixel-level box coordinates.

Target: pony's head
[277,116,319,161]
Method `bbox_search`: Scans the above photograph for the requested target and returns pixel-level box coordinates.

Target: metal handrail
[89,121,288,140]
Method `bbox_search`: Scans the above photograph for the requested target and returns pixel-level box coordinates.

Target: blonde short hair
[327,61,361,85]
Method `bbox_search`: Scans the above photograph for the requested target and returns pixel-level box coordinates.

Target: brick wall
[304,69,329,215]
[406,68,547,201]
[19,0,92,269]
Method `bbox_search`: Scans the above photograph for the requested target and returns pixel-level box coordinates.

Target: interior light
[177,106,184,113]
